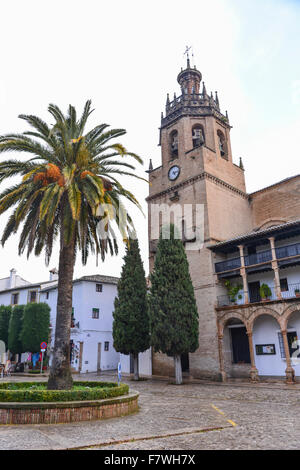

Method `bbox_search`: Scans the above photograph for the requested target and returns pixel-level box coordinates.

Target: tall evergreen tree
[0,305,12,350]
[8,305,25,358]
[20,303,50,353]
[113,237,150,380]
[149,224,199,384]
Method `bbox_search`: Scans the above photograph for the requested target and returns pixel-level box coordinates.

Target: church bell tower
[147,56,252,380]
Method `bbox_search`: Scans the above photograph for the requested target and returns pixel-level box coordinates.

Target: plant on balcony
[295,288,300,298]
[224,281,243,305]
[259,283,272,301]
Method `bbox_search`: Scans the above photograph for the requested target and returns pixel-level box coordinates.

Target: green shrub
[259,283,272,299]
[20,303,50,353]
[0,381,129,402]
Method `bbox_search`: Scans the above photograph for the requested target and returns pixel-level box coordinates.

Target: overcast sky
[0,0,299,283]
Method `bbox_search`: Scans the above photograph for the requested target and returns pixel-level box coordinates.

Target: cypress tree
[20,303,50,353]
[113,238,150,380]
[0,305,12,350]
[8,305,25,358]
[149,224,199,384]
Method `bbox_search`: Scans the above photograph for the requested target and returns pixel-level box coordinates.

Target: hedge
[0,381,129,403]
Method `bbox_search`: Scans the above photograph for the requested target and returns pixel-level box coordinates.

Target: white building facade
[0,269,152,376]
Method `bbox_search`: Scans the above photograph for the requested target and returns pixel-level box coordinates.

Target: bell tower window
[217,130,228,159]
[170,130,178,158]
[192,125,205,148]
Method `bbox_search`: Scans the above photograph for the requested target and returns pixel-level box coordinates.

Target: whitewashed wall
[40,280,120,373]
[120,348,152,376]
[253,314,300,376]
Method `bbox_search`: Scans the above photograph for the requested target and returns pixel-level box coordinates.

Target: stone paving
[1,373,300,450]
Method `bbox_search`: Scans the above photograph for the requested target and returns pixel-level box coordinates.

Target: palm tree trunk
[133,353,139,381]
[174,355,182,385]
[47,226,75,390]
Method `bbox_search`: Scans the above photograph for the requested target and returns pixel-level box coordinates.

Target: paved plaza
[1,373,300,450]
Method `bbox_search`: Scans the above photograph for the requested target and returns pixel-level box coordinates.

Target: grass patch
[0,381,129,403]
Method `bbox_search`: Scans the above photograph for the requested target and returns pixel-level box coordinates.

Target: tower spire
[184,46,192,69]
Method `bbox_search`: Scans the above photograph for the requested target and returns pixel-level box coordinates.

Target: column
[217,333,227,382]
[269,237,282,300]
[281,329,295,384]
[238,245,249,304]
[247,331,259,382]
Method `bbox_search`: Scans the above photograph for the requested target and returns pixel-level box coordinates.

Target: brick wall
[0,394,138,425]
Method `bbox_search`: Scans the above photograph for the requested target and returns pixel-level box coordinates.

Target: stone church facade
[147,58,300,383]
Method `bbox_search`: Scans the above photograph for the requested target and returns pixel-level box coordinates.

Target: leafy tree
[113,237,150,380]
[0,305,12,350]
[149,224,199,384]
[8,304,25,357]
[20,302,50,354]
[0,101,143,389]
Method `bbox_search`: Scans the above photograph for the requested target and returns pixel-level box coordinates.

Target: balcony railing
[244,249,272,266]
[215,257,241,273]
[217,291,245,307]
[215,242,300,274]
[217,283,300,307]
[276,242,300,260]
[281,283,300,300]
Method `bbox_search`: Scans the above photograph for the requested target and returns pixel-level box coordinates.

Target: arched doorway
[252,314,284,377]
[223,318,251,378]
[286,311,300,377]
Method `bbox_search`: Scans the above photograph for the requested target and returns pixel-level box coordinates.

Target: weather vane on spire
[183,46,194,67]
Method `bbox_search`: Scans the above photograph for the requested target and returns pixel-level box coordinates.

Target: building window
[96,283,103,293]
[170,130,178,158]
[92,308,100,319]
[280,278,289,292]
[278,331,299,358]
[28,291,37,303]
[192,125,205,148]
[217,130,228,159]
[104,342,109,351]
[11,293,19,305]
[46,292,49,300]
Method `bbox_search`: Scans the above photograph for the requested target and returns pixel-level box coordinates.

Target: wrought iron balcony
[217,283,300,307]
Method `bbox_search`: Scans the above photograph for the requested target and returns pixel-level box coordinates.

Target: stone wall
[250,176,300,229]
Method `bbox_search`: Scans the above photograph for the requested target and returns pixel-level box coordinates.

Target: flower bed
[0,381,138,425]
[0,381,129,402]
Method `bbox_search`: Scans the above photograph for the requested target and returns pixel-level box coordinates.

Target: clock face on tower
[168,165,180,181]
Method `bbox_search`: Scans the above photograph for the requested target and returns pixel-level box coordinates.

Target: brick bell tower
[147,55,253,380]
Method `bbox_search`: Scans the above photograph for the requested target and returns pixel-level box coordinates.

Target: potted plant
[225,281,243,305]
[295,288,300,298]
[259,283,272,301]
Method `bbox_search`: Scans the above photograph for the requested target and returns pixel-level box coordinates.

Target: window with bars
[104,342,109,351]
[96,284,103,292]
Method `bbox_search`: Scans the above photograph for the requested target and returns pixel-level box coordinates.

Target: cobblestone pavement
[1,373,300,450]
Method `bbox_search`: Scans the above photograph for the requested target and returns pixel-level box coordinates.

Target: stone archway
[248,306,283,332]
[284,310,300,378]
[251,313,285,378]
[220,316,251,380]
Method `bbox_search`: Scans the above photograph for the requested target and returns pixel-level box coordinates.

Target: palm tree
[0,100,144,389]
